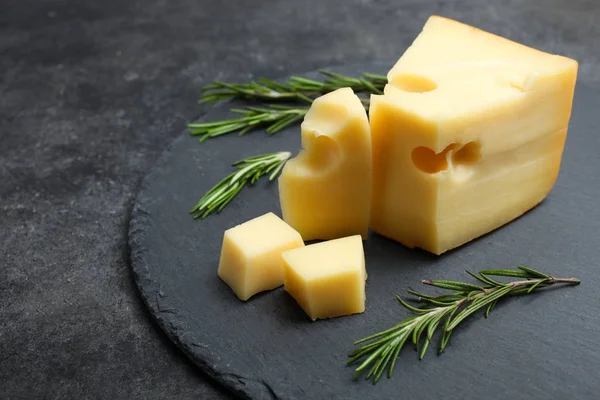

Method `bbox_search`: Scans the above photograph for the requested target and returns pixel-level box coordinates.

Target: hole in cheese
[389,74,438,93]
[412,141,481,174]
[452,141,481,166]
[297,133,340,171]
[296,100,347,172]
[411,143,458,173]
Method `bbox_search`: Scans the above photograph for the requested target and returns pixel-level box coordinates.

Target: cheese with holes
[278,88,372,240]
[370,15,578,255]
[218,212,304,301]
[282,235,366,320]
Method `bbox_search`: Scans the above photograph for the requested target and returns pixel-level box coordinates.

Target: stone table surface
[1,0,599,399]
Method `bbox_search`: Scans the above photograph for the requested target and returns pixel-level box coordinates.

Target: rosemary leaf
[479,269,533,278]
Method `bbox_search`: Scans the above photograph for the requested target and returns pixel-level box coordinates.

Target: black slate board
[128,63,600,400]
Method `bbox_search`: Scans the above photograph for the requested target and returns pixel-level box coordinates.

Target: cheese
[278,87,372,240]
[218,212,304,301]
[370,15,578,255]
[281,235,366,320]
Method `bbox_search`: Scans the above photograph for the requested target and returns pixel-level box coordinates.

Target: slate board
[128,63,600,400]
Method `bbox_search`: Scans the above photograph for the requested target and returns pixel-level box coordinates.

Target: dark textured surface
[2,1,600,399]
[129,62,600,399]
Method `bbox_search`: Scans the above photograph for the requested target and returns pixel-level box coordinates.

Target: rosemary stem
[547,277,581,285]
[501,277,581,289]
[422,277,580,291]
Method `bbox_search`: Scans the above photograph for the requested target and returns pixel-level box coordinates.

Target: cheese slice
[370,16,577,255]
[218,212,304,301]
[282,235,366,321]
[278,87,372,240]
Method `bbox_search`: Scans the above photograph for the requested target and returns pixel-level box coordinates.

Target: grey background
[1,0,599,399]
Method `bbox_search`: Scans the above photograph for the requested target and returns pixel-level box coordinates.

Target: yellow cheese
[278,87,372,240]
[281,235,366,320]
[218,212,304,301]
[370,15,578,255]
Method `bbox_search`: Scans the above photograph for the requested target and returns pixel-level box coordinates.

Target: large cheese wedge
[218,212,304,301]
[278,87,372,240]
[370,15,577,255]
[282,235,366,321]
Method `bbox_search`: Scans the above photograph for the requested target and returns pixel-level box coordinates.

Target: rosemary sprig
[348,266,580,384]
[189,70,382,141]
[190,151,291,219]
[200,70,386,104]
[187,70,384,216]
[188,105,308,143]
[188,97,371,141]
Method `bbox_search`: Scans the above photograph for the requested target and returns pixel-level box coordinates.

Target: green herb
[199,70,386,105]
[188,105,309,143]
[190,151,291,219]
[189,71,383,142]
[188,98,371,142]
[188,70,385,217]
[348,266,580,384]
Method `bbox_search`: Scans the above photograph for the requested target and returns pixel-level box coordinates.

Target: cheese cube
[282,235,366,320]
[370,15,578,255]
[218,212,304,301]
[278,87,372,241]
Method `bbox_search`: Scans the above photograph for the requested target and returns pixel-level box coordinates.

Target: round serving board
[128,63,600,400]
